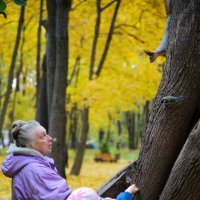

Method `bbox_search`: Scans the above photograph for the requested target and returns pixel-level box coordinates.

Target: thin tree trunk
[134,0,200,199]
[126,112,136,150]
[116,119,121,149]
[46,0,56,120]
[99,128,104,143]
[67,56,81,149]
[69,104,78,149]
[35,0,44,105]
[22,67,27,96]
[35,20,48,128]
[0,6,25,143]
[10,37,24,123]
[89,0,101,79]
[95,0,121,76]
[70,108,89,175]
[106,114,112,142]
[35,55,48,129]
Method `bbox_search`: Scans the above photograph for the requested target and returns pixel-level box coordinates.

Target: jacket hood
[1,144,51,178]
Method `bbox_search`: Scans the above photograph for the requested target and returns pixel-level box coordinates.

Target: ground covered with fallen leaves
[0,149,138,199]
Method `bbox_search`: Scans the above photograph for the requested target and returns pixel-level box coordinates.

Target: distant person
[2,120,139,200]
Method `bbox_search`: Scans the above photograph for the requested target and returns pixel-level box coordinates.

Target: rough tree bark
[159,1,200,199]
[160,118,200,199]
[133,0,200,199]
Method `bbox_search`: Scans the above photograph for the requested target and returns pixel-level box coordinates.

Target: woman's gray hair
[11,120,41,147]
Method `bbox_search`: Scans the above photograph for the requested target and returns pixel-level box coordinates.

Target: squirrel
[144,0,173,63]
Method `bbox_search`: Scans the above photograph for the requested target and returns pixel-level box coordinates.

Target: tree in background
[0,5,25,146]
[44,0,71,178]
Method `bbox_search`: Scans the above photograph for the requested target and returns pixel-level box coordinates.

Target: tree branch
[114,26,145,44]
[71,0,87,11]
[114,23,137,30]
[101,0,117,12]
[95,0,121,77]
[89,0,101,80]
[68,56,81,86]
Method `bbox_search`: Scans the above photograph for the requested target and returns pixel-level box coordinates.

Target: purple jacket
[2,153,72,200]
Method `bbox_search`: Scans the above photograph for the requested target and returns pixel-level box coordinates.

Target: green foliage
[0,0,27,19]
[99,141,110,154]
[0,0,6,12]
[0,0,6,18]
[13,0,27,6]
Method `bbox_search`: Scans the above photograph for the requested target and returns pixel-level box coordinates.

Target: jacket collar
[7,143,45,159]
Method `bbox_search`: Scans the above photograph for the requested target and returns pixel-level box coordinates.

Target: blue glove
[116,192,133,200]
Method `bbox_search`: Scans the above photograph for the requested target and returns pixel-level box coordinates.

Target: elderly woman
[2,120,138,200]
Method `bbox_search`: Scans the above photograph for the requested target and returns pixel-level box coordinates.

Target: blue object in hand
[116,192,134,200]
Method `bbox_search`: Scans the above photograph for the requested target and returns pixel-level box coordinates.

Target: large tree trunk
[133,0,200,199]
[0,6,25,143]
[97,1,200,199]
[48,0,71,178]
[160,118,200,199]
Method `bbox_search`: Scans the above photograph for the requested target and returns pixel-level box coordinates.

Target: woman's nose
[48,135,52,141]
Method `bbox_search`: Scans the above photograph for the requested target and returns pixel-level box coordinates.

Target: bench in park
[94,153,120,162]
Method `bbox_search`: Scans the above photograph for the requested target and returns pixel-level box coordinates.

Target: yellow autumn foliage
[67,0,166,130]
[0,0,166,131]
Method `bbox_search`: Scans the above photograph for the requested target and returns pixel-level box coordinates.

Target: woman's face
[27,126,52,155]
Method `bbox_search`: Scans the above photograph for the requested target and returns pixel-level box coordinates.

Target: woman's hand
[125,184,139,195]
